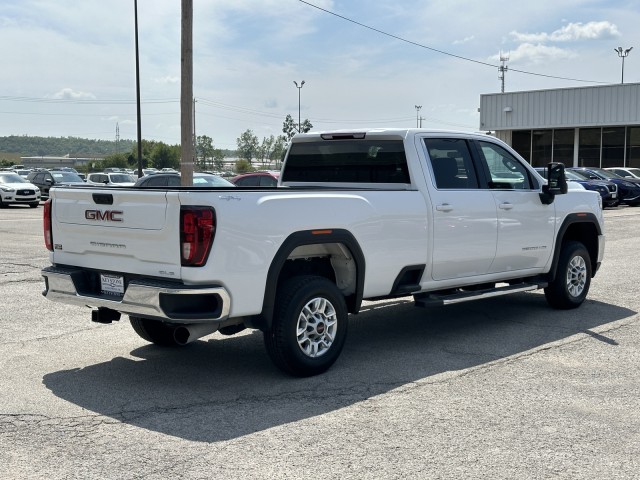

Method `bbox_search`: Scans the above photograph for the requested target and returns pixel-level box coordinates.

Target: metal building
[479,83,640,168]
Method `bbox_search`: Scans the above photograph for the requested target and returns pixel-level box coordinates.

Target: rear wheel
[544,241,591,309]
[264,275,348,377]
[129,316,181,346]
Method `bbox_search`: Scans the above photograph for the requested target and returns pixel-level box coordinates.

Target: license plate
[100,274,124,295]
[611,193,617,198]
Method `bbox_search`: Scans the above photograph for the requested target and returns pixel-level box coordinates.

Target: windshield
[568,170,590,180]
[193,175,235,187]
[627,168,640,177]
[110,174,136,183]
[565,170,584,181]
[51,172,84,182]
[0,173,26,183]
[593,168,621,179]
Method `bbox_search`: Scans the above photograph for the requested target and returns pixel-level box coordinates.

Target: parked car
[134,172,235,187]
[537,168,619,208]
[87,172,137,186]
[0,172,41,207]
[569,167,640,206]
[605,167,640,179]
[14,169,33,179]
[27,170,85,199]
[230,171,280,187]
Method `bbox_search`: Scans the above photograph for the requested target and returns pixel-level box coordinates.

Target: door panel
[422,137,498,281]
[474,140,555,273]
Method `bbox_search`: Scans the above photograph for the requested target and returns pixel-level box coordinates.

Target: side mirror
[546,162,568,195]
[540,162,567,204]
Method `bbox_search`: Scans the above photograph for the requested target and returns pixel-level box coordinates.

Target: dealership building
[479,83,640,169]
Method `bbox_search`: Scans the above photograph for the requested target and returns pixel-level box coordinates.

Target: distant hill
[0,135,135,158]
[0,135,237,160]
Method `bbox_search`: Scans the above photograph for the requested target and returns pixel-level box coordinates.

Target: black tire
[263,275,348,377]
[129,316,181,347]
[544,241,591,309]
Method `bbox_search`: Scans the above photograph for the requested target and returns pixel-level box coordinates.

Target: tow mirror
[546,162,568,194]
[540,162,567,204]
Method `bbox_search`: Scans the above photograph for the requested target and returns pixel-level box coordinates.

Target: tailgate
[50,187,183,279]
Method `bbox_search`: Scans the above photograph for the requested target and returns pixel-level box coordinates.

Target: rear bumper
[42,266,230,323]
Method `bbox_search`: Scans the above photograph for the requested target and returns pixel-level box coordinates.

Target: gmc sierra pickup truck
[41,129,605,376]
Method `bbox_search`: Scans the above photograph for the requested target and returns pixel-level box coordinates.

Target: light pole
[614,46,633,84]
[415,105,422,128]
[293,80,305,133]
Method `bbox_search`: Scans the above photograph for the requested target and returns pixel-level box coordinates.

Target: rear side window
[283,140,410,183]
[424,138,479,189]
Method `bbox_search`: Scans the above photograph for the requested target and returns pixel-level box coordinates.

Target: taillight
[43,199,53,251]
[180,207,215,267]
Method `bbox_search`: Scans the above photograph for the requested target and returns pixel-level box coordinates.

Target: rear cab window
[282,138,410,185]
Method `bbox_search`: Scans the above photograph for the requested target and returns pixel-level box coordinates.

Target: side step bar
[413,282,547,308]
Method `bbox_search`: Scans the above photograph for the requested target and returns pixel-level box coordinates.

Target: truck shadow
[43,292,635,443]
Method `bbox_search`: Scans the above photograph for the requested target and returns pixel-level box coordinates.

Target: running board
[413,282,547,308]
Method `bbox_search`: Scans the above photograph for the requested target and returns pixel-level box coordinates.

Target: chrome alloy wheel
[296,297,338,358]
[566,255,587,298]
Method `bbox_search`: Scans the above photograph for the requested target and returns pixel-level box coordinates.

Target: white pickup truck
[41,129,605,376]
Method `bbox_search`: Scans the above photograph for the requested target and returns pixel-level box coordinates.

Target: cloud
[492,43,577,64]
[155,76,179,85]
[453,35,475,45]
[510,21,620,42]
[47,88,97,100]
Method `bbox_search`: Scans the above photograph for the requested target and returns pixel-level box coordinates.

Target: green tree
[149,142,180,170]
[196,135,214,170]
[101,153,129,170]
[196,134,225,172]
[258,135,275,167]
[236,129,259,163]
[211,149,225,172]
[234,158,254,174]
[283,114,313,142]
[270,135,287,168]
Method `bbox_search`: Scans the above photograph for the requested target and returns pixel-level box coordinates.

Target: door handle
[499,202,513,210]
[436,203,453,212]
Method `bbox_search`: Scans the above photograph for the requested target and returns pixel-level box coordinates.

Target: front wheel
[544,241,591,309]
[264,275,348,377]
[129,316,182,347]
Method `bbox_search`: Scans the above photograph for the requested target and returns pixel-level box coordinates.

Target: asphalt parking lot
[1,204,639,479]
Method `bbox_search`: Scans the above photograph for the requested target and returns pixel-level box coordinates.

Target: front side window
[423,138,479,189]
[477,141,534,190]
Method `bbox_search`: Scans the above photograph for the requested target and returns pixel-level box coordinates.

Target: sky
[0,0,638,150]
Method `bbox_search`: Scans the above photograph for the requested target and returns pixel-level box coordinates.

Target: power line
[297,0,610,85]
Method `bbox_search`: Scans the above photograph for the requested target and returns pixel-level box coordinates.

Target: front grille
[17,189,35,195]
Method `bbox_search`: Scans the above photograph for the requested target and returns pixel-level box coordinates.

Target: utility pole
[115,122,120,154]
[134,0,143,177]
[192,97,197,169]
[498,52,509,93]
[180,0,194,185]
[415,105,422,128]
